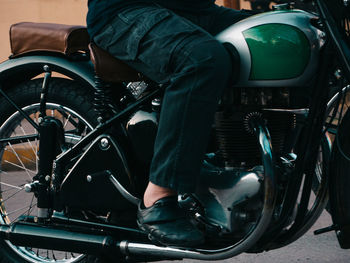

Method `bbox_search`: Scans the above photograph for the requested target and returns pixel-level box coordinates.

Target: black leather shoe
[137,196,204,247]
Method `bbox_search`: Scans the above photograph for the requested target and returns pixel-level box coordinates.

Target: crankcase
[194,159,263,233]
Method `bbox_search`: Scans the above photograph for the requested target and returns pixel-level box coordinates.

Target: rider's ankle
[143,182,177,208]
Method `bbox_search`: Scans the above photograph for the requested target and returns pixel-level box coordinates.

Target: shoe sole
[137,220,203,248]
[137,220,165,247]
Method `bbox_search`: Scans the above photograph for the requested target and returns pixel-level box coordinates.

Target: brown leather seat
[89,43,142,83]
[10,22,90,57]
[10,22,141,84]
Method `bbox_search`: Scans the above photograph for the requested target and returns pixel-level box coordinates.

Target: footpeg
[314,224,339,235]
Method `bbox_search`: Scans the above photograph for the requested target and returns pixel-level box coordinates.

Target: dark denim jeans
[93,3,251,193]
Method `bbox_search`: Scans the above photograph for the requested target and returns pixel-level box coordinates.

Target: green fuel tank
[216,9,324,87]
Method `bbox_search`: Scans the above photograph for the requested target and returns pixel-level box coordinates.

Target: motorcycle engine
[125,83,298,235]
[183,86,298,236]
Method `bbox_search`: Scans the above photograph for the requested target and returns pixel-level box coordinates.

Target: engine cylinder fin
[215,110,295,165]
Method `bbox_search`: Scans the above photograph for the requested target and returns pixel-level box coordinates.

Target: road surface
[159,211,349,263]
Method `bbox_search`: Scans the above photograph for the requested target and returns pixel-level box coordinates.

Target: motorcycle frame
[0,76,279,259]
[0,0,348,258]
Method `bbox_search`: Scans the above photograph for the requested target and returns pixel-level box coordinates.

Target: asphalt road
[2,172,350,263]
[159,211,349,263]
[1,171,349,262]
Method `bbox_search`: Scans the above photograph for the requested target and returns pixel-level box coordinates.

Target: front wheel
[0,78,111,262]
[329,108,350,249]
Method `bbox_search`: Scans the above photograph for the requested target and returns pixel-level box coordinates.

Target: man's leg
[148,38,232,194]
[199,5,253,36]
[145,5,251,200]
[168,4,253,36]
[94,4,232,246]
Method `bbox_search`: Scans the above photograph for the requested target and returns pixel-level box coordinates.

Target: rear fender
[0,54,95,90]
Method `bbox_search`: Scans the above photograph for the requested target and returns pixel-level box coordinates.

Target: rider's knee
[180,39,233,80]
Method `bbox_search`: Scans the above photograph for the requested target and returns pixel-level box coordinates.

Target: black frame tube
[0,134,39,144]
[56,88,161,165]
[39,66,52,117]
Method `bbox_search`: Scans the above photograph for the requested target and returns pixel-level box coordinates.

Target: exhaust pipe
[0,119,276,261]
[0,222,116,255]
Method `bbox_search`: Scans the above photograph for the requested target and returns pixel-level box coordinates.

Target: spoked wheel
[324,85,350,137]
[311,84,348,194]
[311,85,350,197]
[0,78,102,262]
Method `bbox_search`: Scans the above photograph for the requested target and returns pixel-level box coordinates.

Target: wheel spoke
[58,106,79,128]
[19,124,39,161]
[10,205,37,224]
[0,188,22,194]
[3,160,36,175]
[26,194,35,218]
[35,137,39,173]
[52,250,57,261]
[6,143,33,180]
[1,187,25,204]
[4,203,37,217]
[63,114,72,129]
[83,125,88,136]
[0,182,23,190]
[4,148,36,165]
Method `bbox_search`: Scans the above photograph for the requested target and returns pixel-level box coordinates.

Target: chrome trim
[194,169,262,232]
[262,108,309,115]
[119,241,201,259]
[327,85,350,108]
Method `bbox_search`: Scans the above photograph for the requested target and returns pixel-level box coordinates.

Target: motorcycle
[0,0,349,262]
